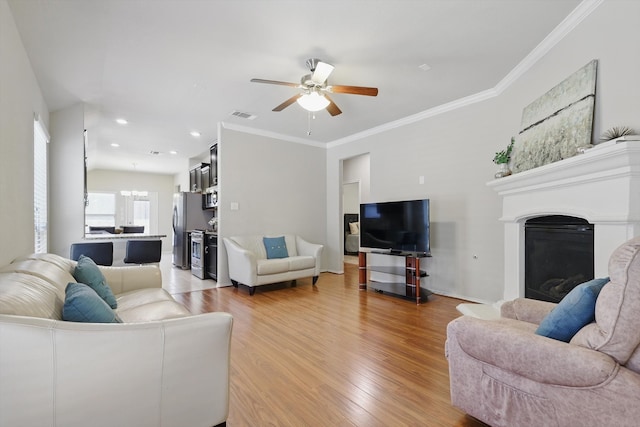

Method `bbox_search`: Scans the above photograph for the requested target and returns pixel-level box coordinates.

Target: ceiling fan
[251,58,378,116]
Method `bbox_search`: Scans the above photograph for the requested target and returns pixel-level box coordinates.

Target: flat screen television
[359,199,431,256]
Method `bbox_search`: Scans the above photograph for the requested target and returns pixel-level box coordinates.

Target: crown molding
[224,1,603,151]
[326,88,498,149]
[220,121,326,148]
[495,0,604,94]
[327,0,603,150]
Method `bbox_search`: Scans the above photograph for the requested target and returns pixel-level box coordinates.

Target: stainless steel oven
[190,230,206,279]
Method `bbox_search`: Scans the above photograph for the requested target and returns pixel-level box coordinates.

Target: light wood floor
[163,258,487,427]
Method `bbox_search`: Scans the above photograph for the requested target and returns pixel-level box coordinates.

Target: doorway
[341,153,370,266]
[342,182,360,265]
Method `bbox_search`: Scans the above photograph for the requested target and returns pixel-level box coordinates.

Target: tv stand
[358,251,431,304]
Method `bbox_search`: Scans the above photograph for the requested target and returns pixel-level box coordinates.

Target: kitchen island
[82,233,167,266]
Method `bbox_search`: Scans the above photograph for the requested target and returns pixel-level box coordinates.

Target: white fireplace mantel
[488,139,640,300]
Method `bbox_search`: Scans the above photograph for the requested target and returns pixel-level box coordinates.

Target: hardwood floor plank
[169,262,487,427]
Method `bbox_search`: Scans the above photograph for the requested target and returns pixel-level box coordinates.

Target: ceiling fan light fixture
[296,92,330,112]
[251,58,376,118]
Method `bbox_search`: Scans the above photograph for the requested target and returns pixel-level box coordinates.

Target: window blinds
[34,116,49,254]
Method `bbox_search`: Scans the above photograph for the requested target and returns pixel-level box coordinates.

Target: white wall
[173,161,191,193]
[343,153,370,202]
[49,104,85,258]
[342,183,359,215]
[0,0,49,264]
[327,100,505,301]
[88,169,176,251]
[217,126,326,286]
[326,0,640,303]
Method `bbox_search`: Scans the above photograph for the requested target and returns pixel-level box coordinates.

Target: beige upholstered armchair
[446,236,640,427]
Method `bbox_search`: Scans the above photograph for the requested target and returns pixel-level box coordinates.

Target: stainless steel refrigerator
[172,192,211,268]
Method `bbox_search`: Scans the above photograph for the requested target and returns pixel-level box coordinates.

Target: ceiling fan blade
[251,78,300,88]
[311,61,334,85]
[324,95,342,116]
[273,94,302,112]
[327,85,378,96]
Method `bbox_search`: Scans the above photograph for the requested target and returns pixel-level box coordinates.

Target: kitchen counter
[84,233,167,240]
[187,230,216,236]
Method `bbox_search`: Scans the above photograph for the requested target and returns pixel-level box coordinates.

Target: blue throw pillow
[535,277,610,342]
[62,283,121,323]
[73,255,118,308]
[263,236,288,259]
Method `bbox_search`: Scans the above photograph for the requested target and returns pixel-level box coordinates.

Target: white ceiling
[8,0,583,175]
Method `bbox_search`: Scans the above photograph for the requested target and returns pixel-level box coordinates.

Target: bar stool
[70,242,114,266]
[123,240,162,264]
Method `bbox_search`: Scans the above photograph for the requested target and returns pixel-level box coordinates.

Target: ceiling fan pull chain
[306,111,318,135]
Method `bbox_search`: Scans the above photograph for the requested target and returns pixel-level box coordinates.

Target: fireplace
[524,215,594,303]
[488,140,640,301]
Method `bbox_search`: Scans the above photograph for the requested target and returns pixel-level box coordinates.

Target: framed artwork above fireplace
[511,59,597,173]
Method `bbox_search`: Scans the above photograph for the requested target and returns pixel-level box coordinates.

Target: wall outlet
[230,202,239,211]
[419,175,425,184]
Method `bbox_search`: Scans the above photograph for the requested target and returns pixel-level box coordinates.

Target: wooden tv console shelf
[358,251,432,304]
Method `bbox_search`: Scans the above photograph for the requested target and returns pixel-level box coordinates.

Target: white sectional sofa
[0,252,232,427]
[223,234,323,295]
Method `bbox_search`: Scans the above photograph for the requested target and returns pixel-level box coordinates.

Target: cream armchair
[223,234,323,295]
[446,236,640,427]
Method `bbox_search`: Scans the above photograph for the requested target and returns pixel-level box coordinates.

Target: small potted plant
[600,126,636,143]
[493,137,514,178]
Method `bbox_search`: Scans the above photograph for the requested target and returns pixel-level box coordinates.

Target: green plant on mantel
[493,137,515,164]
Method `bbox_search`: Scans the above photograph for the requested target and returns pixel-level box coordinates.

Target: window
[132,198,150,232]
[120,190,153,233]
[85,192,116,229]
[34,117,49,253]
[85,191,156,234]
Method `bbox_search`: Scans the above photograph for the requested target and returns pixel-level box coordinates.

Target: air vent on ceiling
[230,110,257,120]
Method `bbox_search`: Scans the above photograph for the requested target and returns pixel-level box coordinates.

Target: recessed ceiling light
[115,118,128,125]
[110,143,120,147]
[190,131,201,137]
[418,63,431,72]
[169,150,178,155]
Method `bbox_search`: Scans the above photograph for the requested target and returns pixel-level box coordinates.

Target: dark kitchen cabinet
[189,168,197,192]
[189,162,209,192]
[209,143,218,187]
[200,164,210,191]
[206,233,217,280]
